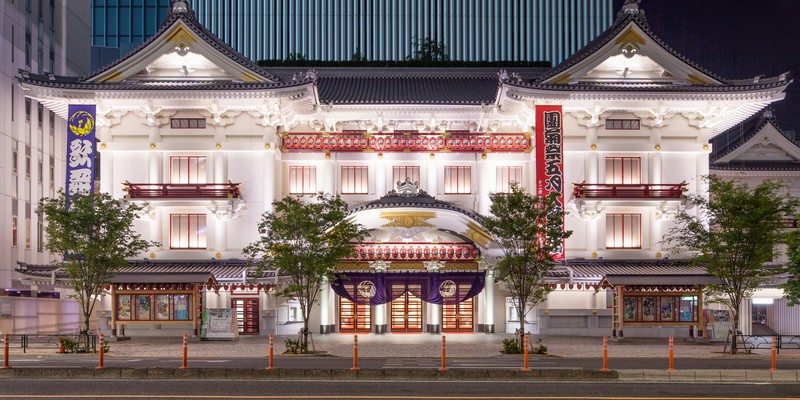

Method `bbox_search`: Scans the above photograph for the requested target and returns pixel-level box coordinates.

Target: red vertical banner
[535,105,565,260]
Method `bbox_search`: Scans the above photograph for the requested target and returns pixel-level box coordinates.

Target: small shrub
[58,336,77,353]
[531,338,547,355]
[284,338,308,354]
[501,338,523,354]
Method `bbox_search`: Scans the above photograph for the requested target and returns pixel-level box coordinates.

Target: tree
[482,183,571,339]
[38,190,156,335]
[665,176,798,353]
[406,36,449,61]
[780,230,800,306]
[244,193,365,352]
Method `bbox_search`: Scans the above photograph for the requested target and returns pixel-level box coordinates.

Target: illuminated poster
[65,104,96,202]
[535,105,565,260]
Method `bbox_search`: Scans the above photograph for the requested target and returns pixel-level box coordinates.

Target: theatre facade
[15,1,791,338]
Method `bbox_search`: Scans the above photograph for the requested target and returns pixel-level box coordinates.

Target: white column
[477,156,491,215]
[696,151,710,229]
[150,208,161,249]
[100,151,113,195]
[484,268,495,333]
[214,152,227,183]
[375,158,386,196]
[426,157,438,195]
[740,298,753,335]
[429,303,441,334]
[323,160,336,195]
[214,216,226,254]
[586,150,600,253]
[374,304,387,334]
[587,218,599,253]
[586,151,599,183]
[148,152,161,184]
[649,152,662,184]
[263,149,276,212]
[319,278,331,333]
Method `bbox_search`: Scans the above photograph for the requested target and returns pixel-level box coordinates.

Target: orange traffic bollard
[667,336,676,371]
[350,335,360,371]
[438,335,448,371]
[267,334,275,370]
[770,336,778,372]
[2,334,10,369]
[180,334,188,369]
[96,333,106,369]
[520,334,530,371]
[600,336,609,371]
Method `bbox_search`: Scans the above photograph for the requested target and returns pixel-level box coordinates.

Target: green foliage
[406,36,449,62]
[245,193,366,353]
[531,338,548,355]
[38,190,157,333]
[284,338,306,354]
[665,176,798,353]
[501,338,522,354]
[483,183,571,335]
[351,47,365,62]
[58,336,77,353]
[781,230,800,306]
[284,52,307,62]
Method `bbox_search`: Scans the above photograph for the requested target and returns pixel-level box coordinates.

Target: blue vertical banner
[66,105,96,199]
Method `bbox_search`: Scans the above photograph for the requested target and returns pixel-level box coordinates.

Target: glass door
[443,297,474,333]
[390,284,423,333]
[339,297,372,333]
[232,298,259,335]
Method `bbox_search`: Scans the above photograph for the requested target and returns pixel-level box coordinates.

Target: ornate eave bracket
[571,200,606,221]
[655,201,686,220]
[208,199,248,221]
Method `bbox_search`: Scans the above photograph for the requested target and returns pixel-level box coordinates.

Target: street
[1,379,799,399]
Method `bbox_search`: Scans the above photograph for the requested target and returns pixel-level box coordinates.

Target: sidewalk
[8,333,793,358]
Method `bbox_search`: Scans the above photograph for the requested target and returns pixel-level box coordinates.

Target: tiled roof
[349,190,484,221]
[547,259,703,281]
[533,5,727,84]
[710,161,800,171]
[317,76,498,105]
[17,73,311,91]
[601,274,721,287]
[503,78,790,93]
[710,109,800,165]
[88,2,276,82]
[16,260,276,282]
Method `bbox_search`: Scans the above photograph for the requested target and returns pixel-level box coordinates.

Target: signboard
[535,105,565,260]
[65,104,96,202]
[201,308,238,340]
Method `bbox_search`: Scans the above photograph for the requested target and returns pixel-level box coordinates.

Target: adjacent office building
[91,0,616,70]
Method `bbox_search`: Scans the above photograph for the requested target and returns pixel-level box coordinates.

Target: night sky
[612,0,800,135]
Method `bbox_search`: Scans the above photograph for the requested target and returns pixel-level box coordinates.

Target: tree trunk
[731,307,740,355]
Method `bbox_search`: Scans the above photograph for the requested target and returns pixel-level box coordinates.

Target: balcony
[123,182,242,200]
[571,182,688,220]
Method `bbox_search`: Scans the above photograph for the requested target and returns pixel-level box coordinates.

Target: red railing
[123,182,242,200]
[572,183,687,200]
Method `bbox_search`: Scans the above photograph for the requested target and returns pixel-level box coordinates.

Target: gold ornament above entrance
[463,222,493,248]
[379,211,436,229]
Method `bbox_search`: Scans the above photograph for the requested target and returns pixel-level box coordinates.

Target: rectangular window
[49,156,54,188]
[11,26,14,63]
[289,166,316,195]
[116,293,193,321]
[605,157,641,184]
[25,147,31,178]
[25,218,31,249]
[37,221,43,252]
[170,214,207,249]
[12,148,18,174]
[37,103,43,127]
[170,156,207,184]
[392,166,420,189]
[444,166,471,194]
[25,30,31,67]
[495,166,523,193]
[11,85,14,121]
[341,166,368,194]
[606,213,641,249]
[25,99,31,122]
[170,118,206,129]
[605,119,641,130]
[37,161,42,182]
[12,216,18,247]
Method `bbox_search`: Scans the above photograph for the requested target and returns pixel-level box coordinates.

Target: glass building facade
[91,0,614,69]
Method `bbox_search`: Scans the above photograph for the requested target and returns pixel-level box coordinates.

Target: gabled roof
[87,0,276,84]
[547,259,703,281]
[349,189,483,222]
[710,109,800,171]
[534,2,724,85]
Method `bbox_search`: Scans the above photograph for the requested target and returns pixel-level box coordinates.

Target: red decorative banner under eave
[535,105,565,260]
[281,132,531,153]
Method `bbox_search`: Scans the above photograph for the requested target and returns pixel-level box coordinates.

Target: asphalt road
[7,354,800,370]
[1,379,799,399]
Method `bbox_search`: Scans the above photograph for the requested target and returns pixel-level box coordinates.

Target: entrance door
[443,297,474,333]
[390,285,423,333]
[232,298,259,335]
[339,297,372,333]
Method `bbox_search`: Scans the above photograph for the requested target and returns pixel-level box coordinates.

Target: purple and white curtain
[332,271,485,306]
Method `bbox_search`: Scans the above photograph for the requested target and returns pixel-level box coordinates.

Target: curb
[617,369,800,383]
[0,367,617,381]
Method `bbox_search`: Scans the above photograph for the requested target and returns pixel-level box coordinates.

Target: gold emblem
[68,111,95,136]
